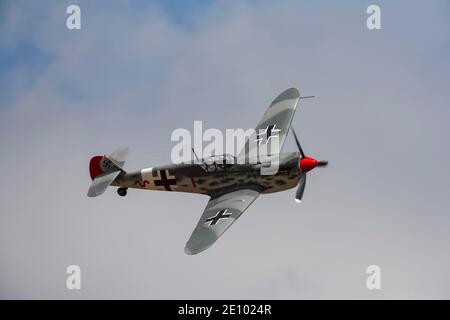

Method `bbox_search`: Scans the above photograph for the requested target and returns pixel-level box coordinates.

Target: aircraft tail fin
[87,147,128,197]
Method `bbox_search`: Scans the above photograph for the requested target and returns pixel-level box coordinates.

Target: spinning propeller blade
[317,160,328,167]
[295,174,306,203]
[291,128,328,203]
[291,128,305,158]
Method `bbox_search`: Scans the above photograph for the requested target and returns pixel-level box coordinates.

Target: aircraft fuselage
[112,152,302,195]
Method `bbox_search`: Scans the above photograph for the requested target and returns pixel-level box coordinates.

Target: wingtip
[271,87,300,105]
[184,246,203,255]
[184,242,212,255]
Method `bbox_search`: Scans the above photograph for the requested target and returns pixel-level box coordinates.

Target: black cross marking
[205,209,231,226]
[154,170,177,191]
[266,124,276,140]
[256,124,281,145]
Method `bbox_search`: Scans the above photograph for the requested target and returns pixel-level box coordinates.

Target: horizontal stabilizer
[87,171,121,197]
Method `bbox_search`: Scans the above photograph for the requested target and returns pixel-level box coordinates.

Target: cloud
[0,0,449,298]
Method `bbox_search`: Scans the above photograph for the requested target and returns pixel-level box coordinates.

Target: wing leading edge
[185,188,261,255]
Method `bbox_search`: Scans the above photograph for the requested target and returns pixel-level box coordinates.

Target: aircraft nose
[299,156,318,172]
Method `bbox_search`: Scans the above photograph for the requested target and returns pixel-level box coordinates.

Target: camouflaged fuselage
[112,152,302,195]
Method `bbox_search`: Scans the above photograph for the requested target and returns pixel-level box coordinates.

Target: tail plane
[87,147,128,197]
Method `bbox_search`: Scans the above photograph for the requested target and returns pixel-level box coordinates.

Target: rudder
[87,147,128,197]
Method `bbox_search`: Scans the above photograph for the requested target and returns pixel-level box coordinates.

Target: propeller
[295,174,306,203]
[291,128,328,203]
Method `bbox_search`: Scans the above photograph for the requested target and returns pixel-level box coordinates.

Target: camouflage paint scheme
[88,88,317,254]
[111,152,302,195]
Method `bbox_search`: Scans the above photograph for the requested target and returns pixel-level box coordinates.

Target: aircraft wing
[184,188,261,255]
[238,87,300,160]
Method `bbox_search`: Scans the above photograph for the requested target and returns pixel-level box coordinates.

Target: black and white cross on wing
[237,87,300,159]
[255,124,281,146]
[184,188,261,255]
[204,209,231,226]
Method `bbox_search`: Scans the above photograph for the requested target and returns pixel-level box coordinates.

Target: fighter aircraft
[87,88,328,254]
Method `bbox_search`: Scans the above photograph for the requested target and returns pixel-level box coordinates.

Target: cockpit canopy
[203,154,236,164]
[196,154,236,172]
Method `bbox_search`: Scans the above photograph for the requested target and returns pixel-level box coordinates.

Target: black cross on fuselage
[205,209,231,226]
[154,170,177,191]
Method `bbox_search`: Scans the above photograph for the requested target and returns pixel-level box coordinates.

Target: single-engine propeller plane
[87,88,328,254]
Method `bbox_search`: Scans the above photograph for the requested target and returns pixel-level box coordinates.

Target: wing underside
[185,188,261,255]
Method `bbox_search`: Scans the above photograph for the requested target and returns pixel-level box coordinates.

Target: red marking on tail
[89,156,104,180]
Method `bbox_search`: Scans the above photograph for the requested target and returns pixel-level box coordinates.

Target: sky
[0,0,449,299]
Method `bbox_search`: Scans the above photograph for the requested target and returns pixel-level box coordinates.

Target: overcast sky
[0,0,449,299]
